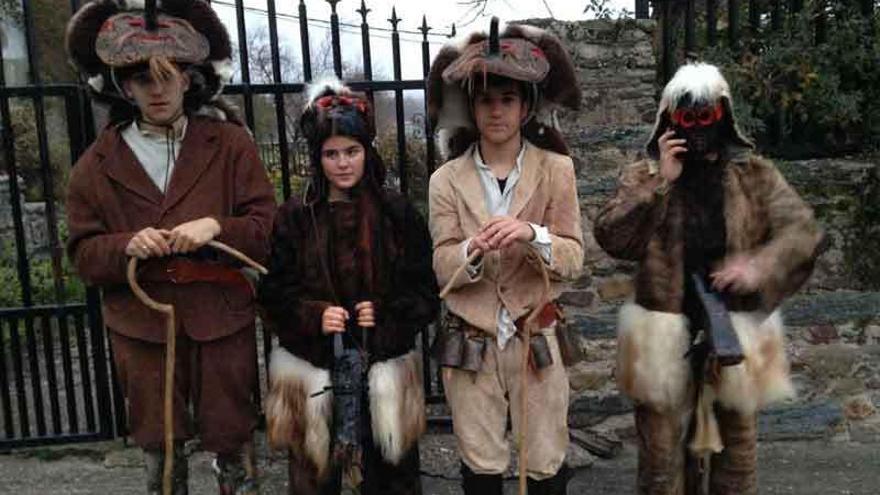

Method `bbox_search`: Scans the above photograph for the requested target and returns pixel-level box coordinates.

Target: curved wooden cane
[439,246,553,495]
[126,240,267,494]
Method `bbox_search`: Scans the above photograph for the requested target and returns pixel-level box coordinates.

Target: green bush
[374,130,431,217]
[704,2,880,156]
[0,223,86,308]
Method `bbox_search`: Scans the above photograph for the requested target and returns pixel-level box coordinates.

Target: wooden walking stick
[439,246,552,495]
[127,240,267,494]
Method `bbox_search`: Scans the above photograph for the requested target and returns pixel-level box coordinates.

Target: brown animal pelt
[616,302,693,413]
[266,347,333,479]
[714,310,794,414]
[65,0,121,76]
[161,0,232,62]
[368,350,426,465]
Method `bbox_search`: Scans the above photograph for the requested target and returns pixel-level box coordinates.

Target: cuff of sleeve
[214,215,237,242]
[528,223,552,264]
[306,300,334,337]
[462,238,484,279]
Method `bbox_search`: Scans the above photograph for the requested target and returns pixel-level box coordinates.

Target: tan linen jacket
[428,142,584,334]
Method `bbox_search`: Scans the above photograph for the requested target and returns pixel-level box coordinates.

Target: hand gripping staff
[126,240,268,494]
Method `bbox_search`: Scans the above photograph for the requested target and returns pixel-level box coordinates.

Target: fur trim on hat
[305,76,350,107]
[119,0,163,9]
[428,21,581,160]
[211,58,234,85]
[300,77,376,146]
[66,0,232,103]
[646,62,754,160]
[87,74,105,93]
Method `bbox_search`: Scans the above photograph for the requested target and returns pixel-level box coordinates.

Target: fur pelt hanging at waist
[265,347,426,479]
[615,301,794,414]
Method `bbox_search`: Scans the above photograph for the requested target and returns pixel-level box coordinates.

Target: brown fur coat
[595,154,822,314]
[594,154,822,414]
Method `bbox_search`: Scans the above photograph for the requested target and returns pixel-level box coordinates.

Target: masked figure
[594,63,823,495]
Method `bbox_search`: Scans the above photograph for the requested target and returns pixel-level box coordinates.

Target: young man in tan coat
[427,18,584,495]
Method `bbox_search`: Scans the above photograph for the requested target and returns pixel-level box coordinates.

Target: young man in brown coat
[427,19,584,495]
[64,1,275,493]
[594,63,822,495]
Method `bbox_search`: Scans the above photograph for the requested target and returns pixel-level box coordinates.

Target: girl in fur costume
[259,79,439,495]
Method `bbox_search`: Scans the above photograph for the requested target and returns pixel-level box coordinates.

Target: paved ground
[2,435,879,494]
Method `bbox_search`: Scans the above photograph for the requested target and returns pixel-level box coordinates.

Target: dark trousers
[110,325,258,454]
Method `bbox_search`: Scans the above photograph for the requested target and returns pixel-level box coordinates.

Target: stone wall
[514,18,659,311]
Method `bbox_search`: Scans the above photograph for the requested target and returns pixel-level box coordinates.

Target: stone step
[569,395,854,444]
[758,401,846,441]
[782,291,880,327]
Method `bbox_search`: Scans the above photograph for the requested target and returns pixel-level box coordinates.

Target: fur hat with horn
[646,62,754,160]
[427,17,581,159]
[65,0,233,106]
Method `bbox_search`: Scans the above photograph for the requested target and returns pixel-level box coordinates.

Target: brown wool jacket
[429,142,584,334]
[66,117,276,343]
[594,155,822,313]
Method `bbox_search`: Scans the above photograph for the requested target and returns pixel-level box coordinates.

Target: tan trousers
[442,328,569,480]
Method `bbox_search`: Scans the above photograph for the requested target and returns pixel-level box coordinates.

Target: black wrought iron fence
[0,0,452,449]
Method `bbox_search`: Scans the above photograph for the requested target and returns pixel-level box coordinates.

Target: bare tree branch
[541,0,556,19]
[455,0,491,28]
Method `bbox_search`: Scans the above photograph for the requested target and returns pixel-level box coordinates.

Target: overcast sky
[209,0,635,82]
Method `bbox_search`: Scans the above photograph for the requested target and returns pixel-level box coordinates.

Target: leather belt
[137,258,253,295]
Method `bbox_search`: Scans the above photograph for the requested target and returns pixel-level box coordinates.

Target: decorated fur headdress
[65,0,233,105]
[299,78,385,202]
[646,63,754,159]
[427,17,581,159]
[299,78,376,150]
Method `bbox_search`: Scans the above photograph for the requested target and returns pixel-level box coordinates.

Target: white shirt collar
[132,116,188,142]
[473,140,527,175]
